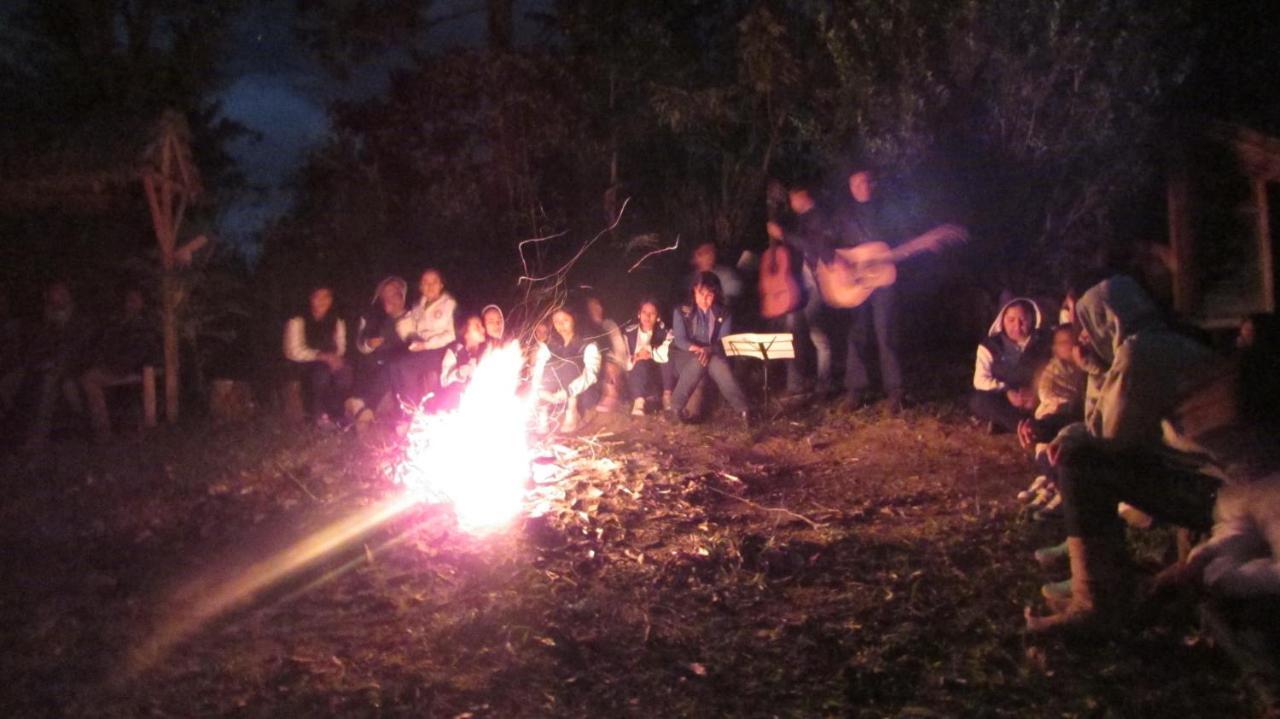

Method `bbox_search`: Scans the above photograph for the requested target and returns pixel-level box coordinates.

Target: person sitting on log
[584,294,628,413]
[622,298,673,417]
[283,285,352,427]
[669,271,751,424]
[1015,323,1088,515]
[970,297,1050,433]
[80,287,160,443]
[392,268,457,407]
[346,276,408,429]
[536,306,601,434]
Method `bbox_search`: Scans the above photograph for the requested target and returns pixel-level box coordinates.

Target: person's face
[483,308,504,339]
[1052,329,1076,361]
[637,302,658,331]
[123,290,145,316]
[534,321,550,342]
[552,310,575,340]
[586,298,604,324]
[692,244,716,271]
[849,171,874,203]
[380,283,405,316]
[694,283,717,312]
[309,288,334,319]
[1002,304,1031,343]
[788,190,814,214]
[463,317,486,345]
[420,271,444,302]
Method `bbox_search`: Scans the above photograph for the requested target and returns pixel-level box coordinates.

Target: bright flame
[393,343,535,533]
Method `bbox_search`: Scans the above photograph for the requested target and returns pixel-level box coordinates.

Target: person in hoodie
[622,298,673,416]
[970,297,1050,432]
[393,268,457,406]
[481,304,506,344]
[430,314,494,412]
[537,306,601,434]
[346,276,408,427]
[1026,275,1227,632]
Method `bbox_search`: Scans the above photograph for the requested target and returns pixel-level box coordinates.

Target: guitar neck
[888,227,963,263]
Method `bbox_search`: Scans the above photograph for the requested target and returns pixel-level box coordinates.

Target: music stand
[721,332,795,409]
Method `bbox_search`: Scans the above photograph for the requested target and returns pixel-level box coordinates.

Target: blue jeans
[670,348,750,415]
[626,359,671,401]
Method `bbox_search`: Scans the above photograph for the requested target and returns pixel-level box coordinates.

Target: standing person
[622,298,673,416]
[2,281,93,449]
[767,182,836,396]
[669,272,752,423]
[80,287,160,442]
[537,307,601,433]
[346,276,408,427]
[681,241,744,312]
[835,167,906,410]
[584,295,627,413]
[283,285,352,427]
[970,298,1050,433]
[393,268,457,406]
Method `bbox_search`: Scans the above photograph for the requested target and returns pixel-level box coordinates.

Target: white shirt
[283,316,347,363]
[625,326,671,371]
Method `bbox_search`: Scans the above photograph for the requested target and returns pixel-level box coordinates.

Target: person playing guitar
[759,178,821,397]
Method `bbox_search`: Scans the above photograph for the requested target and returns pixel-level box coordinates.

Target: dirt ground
[0,396,1266,718]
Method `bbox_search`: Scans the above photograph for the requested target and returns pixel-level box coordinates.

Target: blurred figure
[283,286,352,426]
[681,241,743,311]
[432,314,491,412]
[393,268,457,406]
[80,288,160,442]
[585,295,627,413]
[347,276,408,428]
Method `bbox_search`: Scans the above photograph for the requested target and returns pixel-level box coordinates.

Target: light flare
[393,342,537,533]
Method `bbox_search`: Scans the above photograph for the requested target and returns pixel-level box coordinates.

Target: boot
[1025,535,1130,633]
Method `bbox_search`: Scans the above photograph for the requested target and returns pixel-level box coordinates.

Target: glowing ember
[393,343,536,533]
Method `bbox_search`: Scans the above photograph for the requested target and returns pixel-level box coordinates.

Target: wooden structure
[1167,122,1280,327]
[0,110,202,421]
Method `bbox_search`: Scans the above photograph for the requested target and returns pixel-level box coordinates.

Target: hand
[367,337,384,350]
[1006,387,1036,411]
[691,345,711,367]
[409,340,427,352]
[458,363,473,380]
[1017,419,1034,449]
[635,347,652,362]
[1045,442,1063,467]
[324,354,345,372]
[766,221,784,241]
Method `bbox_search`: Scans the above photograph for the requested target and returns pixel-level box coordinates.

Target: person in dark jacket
[970,297,1050,432]
[283,285,352,426]
[669,272,751,423]
[346,276,408,426]
[80,287,160,442]
[537,307,601,434]
[767,183,836,395]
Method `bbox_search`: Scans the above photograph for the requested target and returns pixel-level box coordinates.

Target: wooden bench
[100,365,159,428]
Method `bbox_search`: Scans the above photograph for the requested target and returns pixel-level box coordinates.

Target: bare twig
[627,234,680,273]
[518,197,631,285]
[704,486,823,530]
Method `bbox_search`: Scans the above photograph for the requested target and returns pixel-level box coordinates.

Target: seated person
[392,268,457,406]
[537,307,601,433]
[283,285,352,426]
[1016,324,1088,508]
[481,304,507,343]
[80,288,160,442]
[431,315,491,412]
[669,271,751,423]
[347,276,408,426]
[585,295,628,412]
[1,281,94,450]
[970,297,1049,432]
[622,298,672,416]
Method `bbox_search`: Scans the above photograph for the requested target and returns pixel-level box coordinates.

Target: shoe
[1028,488,1053,509]
[631,398,646,417]
[677,409,697,424]
[661,391,673,412]
[1034,540,1070,570]
[740,410,753,429]
[1018,475,1050,503]
[1117,503,1153,529]
[1033,493,1063,521]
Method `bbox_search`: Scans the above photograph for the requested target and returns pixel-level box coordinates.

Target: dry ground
[0,399,1265,718]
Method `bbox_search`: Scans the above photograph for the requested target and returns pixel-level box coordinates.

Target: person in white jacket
[621,299,672,416]
[283,286,352,425]
[391,268,457,406]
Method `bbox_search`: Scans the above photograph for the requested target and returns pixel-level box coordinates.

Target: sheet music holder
[721,333,794,408]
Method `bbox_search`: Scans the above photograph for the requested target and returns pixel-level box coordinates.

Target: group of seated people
[283,265,756,436]
[0,281,161,449]
[962,273,1280,632]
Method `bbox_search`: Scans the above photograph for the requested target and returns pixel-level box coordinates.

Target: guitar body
[815,242,897,308]
[759,242,802,318]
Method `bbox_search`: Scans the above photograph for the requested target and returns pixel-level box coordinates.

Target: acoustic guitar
[758,179,803,319]
[815,223,968,308]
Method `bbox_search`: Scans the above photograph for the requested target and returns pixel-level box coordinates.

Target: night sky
[217,0,548,252]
